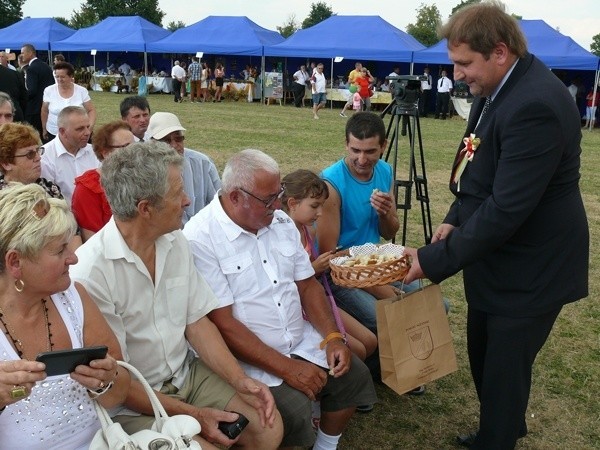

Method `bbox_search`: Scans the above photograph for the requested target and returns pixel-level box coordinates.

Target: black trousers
[419,89,431,116]
[172,79,182,102]
[435,92,450,118]
[292,82,306,107]
[467,306,561,450]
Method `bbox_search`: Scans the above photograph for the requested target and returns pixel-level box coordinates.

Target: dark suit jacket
[0,65,27,121]
[24,58,54,116]
[418,54,589,317]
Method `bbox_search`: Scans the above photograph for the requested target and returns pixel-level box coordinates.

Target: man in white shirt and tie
[419,67,433,117]
[435,69,453,120]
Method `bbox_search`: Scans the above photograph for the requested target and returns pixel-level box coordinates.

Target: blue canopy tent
[147,16,284,101]
[413,19,599,71]
[0,17,75,59]
[413,19,600,127]
[264,15,425,62]
[52,16,171,75]
[146,16,284,56]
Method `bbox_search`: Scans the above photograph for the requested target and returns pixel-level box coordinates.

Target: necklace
[0,298,54,358]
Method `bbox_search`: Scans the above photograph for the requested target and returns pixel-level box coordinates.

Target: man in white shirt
[71,142,283,449]
[183,149,377,450]
[420,67,433,117]
[291,64,310,108]
[311,63,327,120]
[171,60,186,103]
[435,69,453,120]
[147,111,221,225]
[40,106,99,204]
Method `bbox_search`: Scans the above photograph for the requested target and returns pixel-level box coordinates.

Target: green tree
[591,33,600,57]
[0,0,25,28]
[406,3,442,47]
[53,17,71,27]
[167,20,186,31]
[277,14,299,38]
[450,0,480,16]
[71,0,165,27]
[69,4,99,29]
[301,2,334,29]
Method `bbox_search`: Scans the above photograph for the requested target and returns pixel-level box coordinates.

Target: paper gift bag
[376,283,457,395]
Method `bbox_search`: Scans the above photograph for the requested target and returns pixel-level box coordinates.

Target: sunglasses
[239,184,285,209]
[14,146,44,160]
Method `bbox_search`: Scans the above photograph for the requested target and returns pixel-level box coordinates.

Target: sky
[20,0,599,51]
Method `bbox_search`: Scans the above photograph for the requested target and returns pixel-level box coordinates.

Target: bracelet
[87,369,118,399]
[87,380,114,399]
[319,332,346,349]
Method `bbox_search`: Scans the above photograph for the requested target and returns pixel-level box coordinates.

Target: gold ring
[10,386,27,399]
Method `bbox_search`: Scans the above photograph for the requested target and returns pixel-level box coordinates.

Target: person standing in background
[20,44,55,138]
[170,60,185,103]
[434,69,453,119]
[420,67,433,117]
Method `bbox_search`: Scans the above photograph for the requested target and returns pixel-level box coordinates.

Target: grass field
[91,91,599,449]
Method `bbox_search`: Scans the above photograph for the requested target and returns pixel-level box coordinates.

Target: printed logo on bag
[408,326,433,360]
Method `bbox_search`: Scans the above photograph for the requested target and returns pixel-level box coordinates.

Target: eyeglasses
[239,184,285,209]
[14,146,44,160]
[159,135,185,144]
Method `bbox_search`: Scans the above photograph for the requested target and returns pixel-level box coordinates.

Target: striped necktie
[480,97,492,117]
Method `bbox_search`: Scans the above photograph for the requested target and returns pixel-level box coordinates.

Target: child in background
[281,169,377,361]
[352,89,363,113]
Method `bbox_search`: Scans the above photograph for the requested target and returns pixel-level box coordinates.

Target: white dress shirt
[72,219,218,393]
[183,196,329,386]
[41,137,99,204]
[437,76,453,93]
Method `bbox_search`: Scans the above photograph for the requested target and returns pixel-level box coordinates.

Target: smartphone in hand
[218,412,249,439]
[36,346,108,376]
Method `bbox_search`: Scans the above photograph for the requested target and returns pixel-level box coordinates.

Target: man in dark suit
[0,65,27,122]
[20,43,54,138]
[404,3,589,449]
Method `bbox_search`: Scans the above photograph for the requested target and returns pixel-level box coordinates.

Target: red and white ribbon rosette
[451,133,481,191]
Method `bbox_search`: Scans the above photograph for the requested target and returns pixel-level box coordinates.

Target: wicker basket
[329,243,411,288]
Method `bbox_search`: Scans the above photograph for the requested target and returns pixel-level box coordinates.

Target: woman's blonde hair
[0,183,76,273]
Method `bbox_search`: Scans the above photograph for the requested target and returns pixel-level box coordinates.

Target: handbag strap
[94,360,170,429]
[117,360,169,423]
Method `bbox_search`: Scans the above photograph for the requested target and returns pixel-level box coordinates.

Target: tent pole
[588,68,599,131]
[261,53,266,106]
[330,58,334,109]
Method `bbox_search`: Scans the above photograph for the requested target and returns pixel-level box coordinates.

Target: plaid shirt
[188,61,201,81]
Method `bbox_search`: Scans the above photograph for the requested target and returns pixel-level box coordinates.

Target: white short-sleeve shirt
[71,218,218,392]
[183,195,329,386]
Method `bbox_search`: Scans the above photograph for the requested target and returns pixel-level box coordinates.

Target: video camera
[386,75,427,112]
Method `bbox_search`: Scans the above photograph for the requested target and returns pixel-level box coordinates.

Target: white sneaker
[339,112,347,117]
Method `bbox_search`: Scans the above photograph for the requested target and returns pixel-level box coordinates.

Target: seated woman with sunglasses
[0,122,62,198]
[71,121,134,242]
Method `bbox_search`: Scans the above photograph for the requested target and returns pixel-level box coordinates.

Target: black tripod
[380,100,433,246]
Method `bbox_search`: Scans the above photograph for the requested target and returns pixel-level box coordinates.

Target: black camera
[386,75,427,111]
[218,412,249,440]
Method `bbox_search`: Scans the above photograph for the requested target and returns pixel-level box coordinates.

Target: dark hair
[92,120,132,161]
[120,96,150,118]
[281,169,329,212]
[345,112,386,145]
[439,0,527,59]
[53,61,75,76]
[53,54,65,62]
